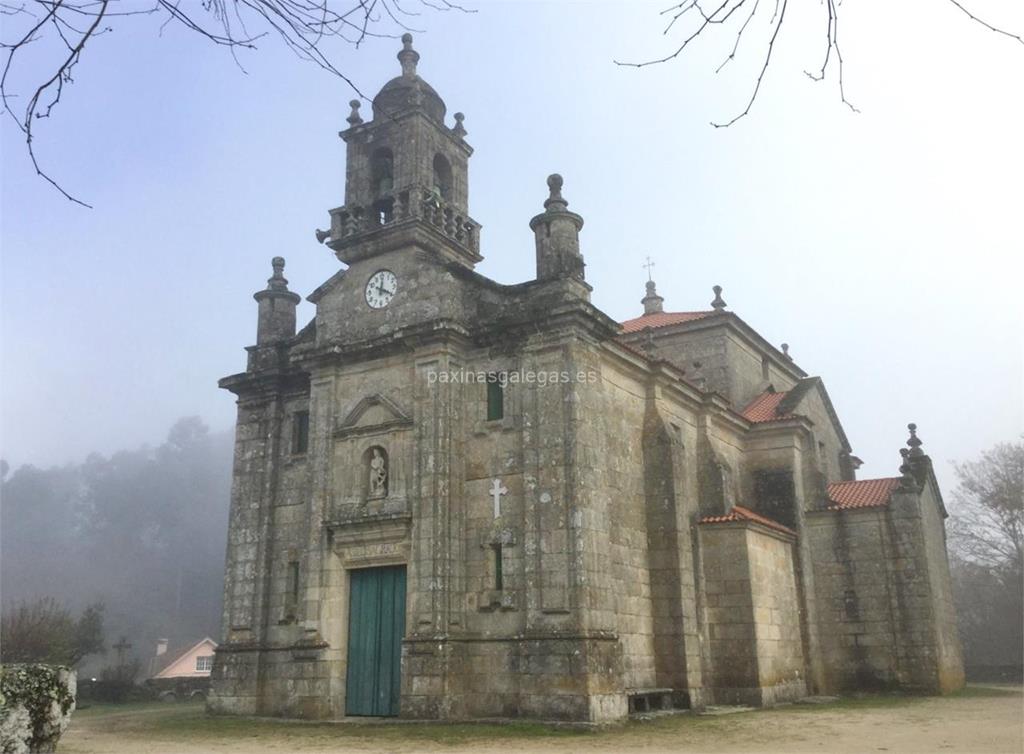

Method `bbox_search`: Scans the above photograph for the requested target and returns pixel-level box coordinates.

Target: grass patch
[75,705,729,747]
[75,701,194,717]
[949,684,1022,699]
[105,708,598,746]
[70,685,1022,748]
[779,693,926,712]
[771,683,1022,714]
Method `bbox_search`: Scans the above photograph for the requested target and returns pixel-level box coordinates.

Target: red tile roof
[698,505,797,537]
[740,390,795,423]
[825,478,902,511]
[619,311,713,334]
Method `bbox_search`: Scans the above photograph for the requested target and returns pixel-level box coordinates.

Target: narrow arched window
[486,373,504,421]
[432,153,452,201]
[372,148,394,196]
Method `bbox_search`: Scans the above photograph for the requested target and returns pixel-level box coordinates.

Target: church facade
[208,35,964,722]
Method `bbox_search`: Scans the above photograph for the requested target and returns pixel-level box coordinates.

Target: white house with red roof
[150,637,218,680]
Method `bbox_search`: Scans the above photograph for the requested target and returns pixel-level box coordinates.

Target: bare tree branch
[950,440,1024,572]
[1,0,472,206]
[948,0,1024,46]
[712,0,786,128]
[617,0,1022,127]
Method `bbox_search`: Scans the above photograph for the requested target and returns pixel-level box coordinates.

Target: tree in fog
[0,418,233,672]
[948,439,1024,673]
[0,598,105,666]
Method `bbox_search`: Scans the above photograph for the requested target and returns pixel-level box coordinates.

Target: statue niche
[365,446,389,500]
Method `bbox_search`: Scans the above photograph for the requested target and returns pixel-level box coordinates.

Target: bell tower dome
[318,34,481,268]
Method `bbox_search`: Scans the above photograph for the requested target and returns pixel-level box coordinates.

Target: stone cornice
[339,109,473,157]
[293,319,474,371]
[218,367,309,398]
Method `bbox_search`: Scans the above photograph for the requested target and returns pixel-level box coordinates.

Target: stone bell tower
[318,34,481,267]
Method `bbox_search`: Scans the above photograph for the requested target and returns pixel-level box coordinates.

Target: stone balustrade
[327,187,479,256]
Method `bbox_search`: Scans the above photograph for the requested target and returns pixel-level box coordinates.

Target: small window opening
[285,560,300,620]
[486,374,504,421]
[761,356,770,382]
[292,411,309,455]
[373,197,394,225]
[372,147,394,196]
[493,544,504,590]
[432,153,453,200]
[195,655,213,672]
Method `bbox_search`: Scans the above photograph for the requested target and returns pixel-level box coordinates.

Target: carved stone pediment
[326,511,411,544]
[334,393,413,438]
[326,513,412,569]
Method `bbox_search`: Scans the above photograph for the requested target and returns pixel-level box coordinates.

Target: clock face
[364,269,397,309]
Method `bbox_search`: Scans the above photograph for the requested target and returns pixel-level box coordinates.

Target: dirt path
[62,687,1024,754]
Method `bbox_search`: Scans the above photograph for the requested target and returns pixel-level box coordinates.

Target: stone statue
[369,448,387,498]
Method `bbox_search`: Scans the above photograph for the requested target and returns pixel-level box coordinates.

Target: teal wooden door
[345,565,407,716]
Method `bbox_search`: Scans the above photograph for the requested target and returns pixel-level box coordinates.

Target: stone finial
[267,256,289,291]
[529,173,586,284]
[254,256,300,345]
[711,284,727,311]
[642,278,664,315]
[781,343,791,359]
[398,32,419,78]
[543,173,568,212]
[452,112,467,138]
[907,423,924,457]
[346,99,363,126]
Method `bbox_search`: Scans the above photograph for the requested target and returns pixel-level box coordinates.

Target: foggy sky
[2,1,1022,495]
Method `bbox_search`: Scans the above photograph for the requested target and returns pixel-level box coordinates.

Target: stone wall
[785,385,846,483]
[641,391,706,706]
[621,317,801,412]
[698,521,807,706]
[584,356,656,690]
[723,329,798,410]
[0,665,76,754]
[917,482,965,692]
[806,507,900,691]
[805,484,964,695]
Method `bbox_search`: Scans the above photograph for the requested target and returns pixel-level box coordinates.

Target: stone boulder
[0,665,76,753]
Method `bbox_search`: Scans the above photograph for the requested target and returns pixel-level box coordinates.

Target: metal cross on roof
[643,256,655,281]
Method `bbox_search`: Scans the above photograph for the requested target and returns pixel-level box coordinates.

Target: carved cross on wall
[490,478,508,519]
